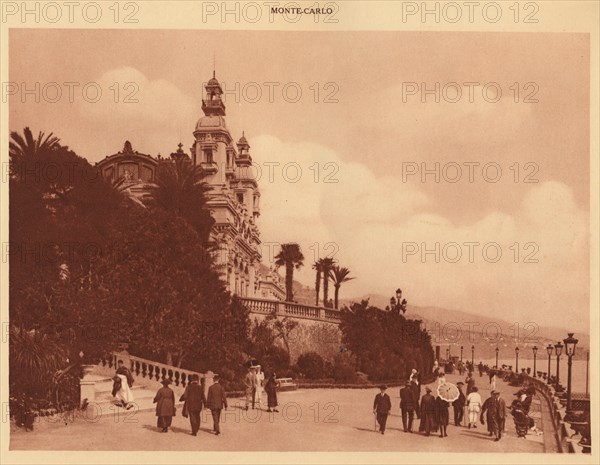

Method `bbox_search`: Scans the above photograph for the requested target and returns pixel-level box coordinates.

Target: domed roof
[195,115,228,131]
[207,77,220,86]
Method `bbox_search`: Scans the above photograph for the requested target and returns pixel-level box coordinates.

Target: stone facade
[96,73,285,300]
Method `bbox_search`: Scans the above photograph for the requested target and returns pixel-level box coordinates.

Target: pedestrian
[153,379,176,433]
[489,369,497,391]
[113,360,135,409]
[452,381,466,426]
[419,387,436,436]
[436,395,450,438]
[437,371,446,386]
[255,365,265,410]
[373,385,392,434]
[481,390,506,441]
[466,372,476,395]
[265,372,280,413]
[466,386,482,429]
[244,366,257,410]
[399,381,416,432]
[410,372,421,419]
[179,374,205,436]
[478,362,484,377]
[206,374,228,435]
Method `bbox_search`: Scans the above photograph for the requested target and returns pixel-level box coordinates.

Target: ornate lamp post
[546,344,553,384]
[515,346,519,372]
[495,346,499,368]
[563,333,578,412]
[471,345,475,366]
[386,288,407,314]
[532,346,538,377]
[554,341,563,388]
[460,345,464,362]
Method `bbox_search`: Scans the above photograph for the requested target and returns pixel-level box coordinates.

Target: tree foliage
[339,300,434,382]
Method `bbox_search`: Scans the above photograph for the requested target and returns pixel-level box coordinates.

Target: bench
[277,377,298,391]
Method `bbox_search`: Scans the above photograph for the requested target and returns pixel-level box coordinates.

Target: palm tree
[312,261,322,306]
[274,243,304,302]
[329,266,355,309]
[9,127,61,181]
[150,159,214,241]
[318,257,336,307]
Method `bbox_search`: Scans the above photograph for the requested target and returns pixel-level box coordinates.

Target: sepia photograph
[0,1,598,464]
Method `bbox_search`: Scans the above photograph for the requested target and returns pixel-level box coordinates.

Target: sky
[8,29,590,332]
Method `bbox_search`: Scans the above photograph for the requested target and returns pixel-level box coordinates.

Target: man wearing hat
[206,374,228,435]
[400,381,416,432]
[452,381,466,426]
[480,390,506,441]
[179,374,205,436]
[372,385,392,434]
[153,379,176,433]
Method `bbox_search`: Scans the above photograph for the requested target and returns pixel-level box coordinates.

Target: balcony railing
[239,297,341,323]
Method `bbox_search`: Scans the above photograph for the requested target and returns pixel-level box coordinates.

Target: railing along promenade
[239,297,342,323]
[497,368,590,454]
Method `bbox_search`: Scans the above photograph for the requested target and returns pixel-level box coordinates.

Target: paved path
[10,373,549,452]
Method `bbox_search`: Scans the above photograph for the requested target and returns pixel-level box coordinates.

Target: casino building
[96,73,285,300]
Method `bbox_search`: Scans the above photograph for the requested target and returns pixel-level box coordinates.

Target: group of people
[243,365,280,413]
[372,367,524,442]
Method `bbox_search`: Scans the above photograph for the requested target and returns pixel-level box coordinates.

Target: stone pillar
[80,365,96,407]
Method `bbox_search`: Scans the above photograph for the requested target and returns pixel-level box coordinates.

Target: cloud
[252,135,589,331]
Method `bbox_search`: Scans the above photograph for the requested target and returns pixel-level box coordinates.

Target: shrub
[332,353,357,382]
[296,352,330,379]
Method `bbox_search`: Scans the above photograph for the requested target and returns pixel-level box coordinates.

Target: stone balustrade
[99,352,214,393]
[239,297,342,323]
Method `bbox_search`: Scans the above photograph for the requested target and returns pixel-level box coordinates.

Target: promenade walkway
[10,373,550,452]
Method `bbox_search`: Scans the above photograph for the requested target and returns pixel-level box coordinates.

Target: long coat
[373,392,392,414]
[481,396,506,433]
[180,382,205,412]
[153,387,176,417]
[420,393,437,431]
[264,377,279,407]
[436,397,450,426]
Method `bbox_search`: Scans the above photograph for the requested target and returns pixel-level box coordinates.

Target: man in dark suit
[400,381,416,432]
[373,385,392,434]
[180,374,205,436]
[452,381,466,426]
[206,375,228,435]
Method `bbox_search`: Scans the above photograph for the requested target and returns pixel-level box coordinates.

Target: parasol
[246,359,260,368]
[437,382,460,402]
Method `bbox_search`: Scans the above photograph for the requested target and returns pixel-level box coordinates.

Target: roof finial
[213,52,216,79]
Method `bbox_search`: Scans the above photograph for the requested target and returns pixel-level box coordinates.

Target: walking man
[480,390,506,441]
[373,385,392,435]
[206,374,228,435]
[400,381,416,432]
[180,374,205,436]
[244,366,257,410]
[452,381,466,426]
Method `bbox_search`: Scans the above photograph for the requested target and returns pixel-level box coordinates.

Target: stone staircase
[80,352,209,418]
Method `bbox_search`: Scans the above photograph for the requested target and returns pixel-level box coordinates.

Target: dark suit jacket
[206,382,228,410]
[400,386,416,409]
[373,392,392,414]
[180,382,205,412]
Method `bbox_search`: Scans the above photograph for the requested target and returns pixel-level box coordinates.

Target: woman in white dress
[466,386,482,428]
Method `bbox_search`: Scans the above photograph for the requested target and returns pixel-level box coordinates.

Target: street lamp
[495,347,499,368]
[386,288,407,314]
[515,346,520,372]
[554,341,563,388]
[563,333,578,412]
[532,346,538,378]
[460,345,464,362]
[471,345,475,366]
[546,344,553,385]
